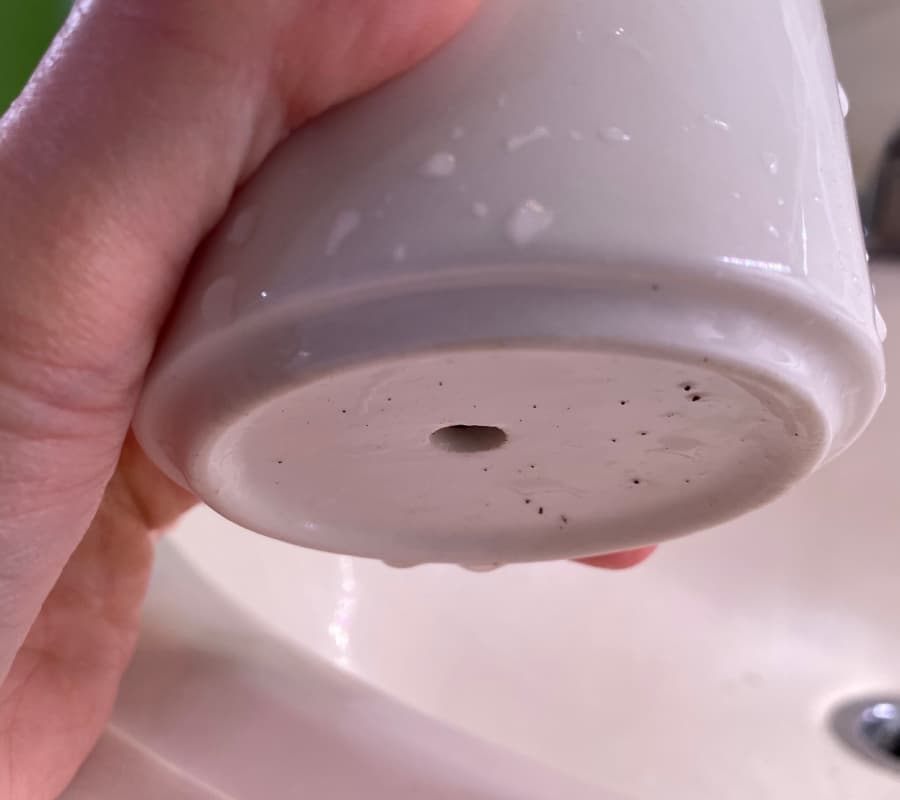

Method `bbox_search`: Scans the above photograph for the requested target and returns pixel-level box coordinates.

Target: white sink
[64,264,900,799]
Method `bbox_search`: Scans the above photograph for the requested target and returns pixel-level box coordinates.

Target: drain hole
[832,697,900,774]
[431,425,508,454]
[861,703,900,758]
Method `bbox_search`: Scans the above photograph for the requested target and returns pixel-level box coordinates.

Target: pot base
[193,346,824,564]
[136,269,882,564]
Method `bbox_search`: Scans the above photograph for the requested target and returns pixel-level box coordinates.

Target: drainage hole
[832,697,900,775]
[430,425,508,454]
[861,703,900,758]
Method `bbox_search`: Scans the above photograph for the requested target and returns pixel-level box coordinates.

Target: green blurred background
[0,0,69,112]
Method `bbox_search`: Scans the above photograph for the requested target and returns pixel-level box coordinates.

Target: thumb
[0,0,479,678]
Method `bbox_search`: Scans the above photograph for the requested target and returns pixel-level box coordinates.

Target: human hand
[0,3,653,796]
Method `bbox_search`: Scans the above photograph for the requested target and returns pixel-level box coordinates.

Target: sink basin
[66,265,900,799]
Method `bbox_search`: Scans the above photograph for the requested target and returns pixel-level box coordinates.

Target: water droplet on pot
[701,114,730,132]
[326,210,362,256]
[838,82,850,118]
[601,126,632,143]
[875,304,888,342]
[506,126,551,152]
[506,200,554,246]
[420,152,457,178]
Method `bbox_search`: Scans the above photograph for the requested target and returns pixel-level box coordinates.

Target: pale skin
[0,3,656,797]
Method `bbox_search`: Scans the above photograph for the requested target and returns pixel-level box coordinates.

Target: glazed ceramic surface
[135,0,884,564]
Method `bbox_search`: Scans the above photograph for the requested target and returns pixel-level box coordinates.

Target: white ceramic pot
[135,0,885,566]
